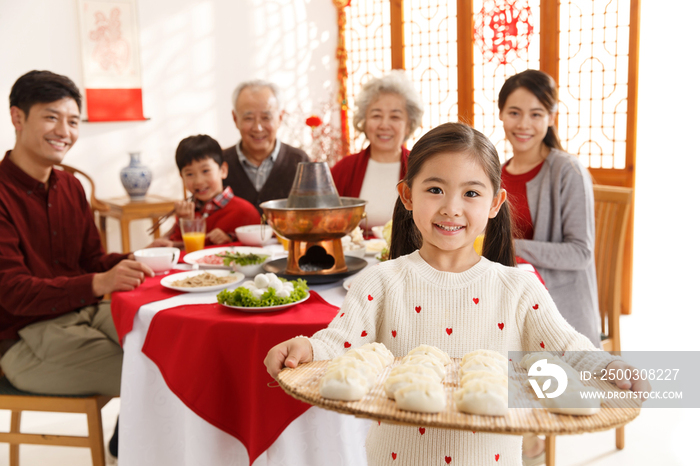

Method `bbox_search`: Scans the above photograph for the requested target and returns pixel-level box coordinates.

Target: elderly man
[222,80,310,213]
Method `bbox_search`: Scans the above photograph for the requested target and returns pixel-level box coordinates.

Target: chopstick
[148,195,195,235]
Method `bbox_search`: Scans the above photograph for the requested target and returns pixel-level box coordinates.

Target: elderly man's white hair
[231,79,284,113]
[353,70,424,141]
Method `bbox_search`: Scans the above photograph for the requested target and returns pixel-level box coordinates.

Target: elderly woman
[331,70,424,229]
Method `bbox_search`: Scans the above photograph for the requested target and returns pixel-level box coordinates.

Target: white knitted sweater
[308,251,612,466]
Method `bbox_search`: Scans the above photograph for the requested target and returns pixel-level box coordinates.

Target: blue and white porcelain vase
[119,152,152,201]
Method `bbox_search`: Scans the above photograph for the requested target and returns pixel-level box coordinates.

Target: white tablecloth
[118,262,372,466]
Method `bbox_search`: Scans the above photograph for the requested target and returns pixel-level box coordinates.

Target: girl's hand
[605,360,652,400]
[264,338,313,379]
[206,228,231,245]
[174,201,195,220]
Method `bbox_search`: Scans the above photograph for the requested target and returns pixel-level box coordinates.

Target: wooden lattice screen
[337,0,640,314]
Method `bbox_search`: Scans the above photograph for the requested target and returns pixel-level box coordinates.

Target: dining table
[111,243,544,466]
[112,243,374,466]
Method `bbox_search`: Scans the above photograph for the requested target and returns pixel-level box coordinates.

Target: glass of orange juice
[180,218,206,253]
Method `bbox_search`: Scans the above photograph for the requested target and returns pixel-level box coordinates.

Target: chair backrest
[56,164,109,213]
[593,184,633,351]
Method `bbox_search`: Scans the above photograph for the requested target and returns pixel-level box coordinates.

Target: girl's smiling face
[398,152,506,269]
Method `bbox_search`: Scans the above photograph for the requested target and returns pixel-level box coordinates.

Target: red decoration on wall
[474,0,534,65]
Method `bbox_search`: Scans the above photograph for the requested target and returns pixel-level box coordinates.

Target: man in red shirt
[0,70,153,457]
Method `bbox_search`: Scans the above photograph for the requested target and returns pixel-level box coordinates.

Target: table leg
[151,218,161,239]
[120,220,131,254]
[545,435,555,466]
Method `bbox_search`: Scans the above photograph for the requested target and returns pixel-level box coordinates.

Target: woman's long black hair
[389,122,516,267]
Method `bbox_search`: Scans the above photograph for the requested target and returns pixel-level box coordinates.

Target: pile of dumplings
[454,350,510,416]
[240,273,295,299]
[318,343,394,401]
[519,352,602,415]
[384,345,452,413]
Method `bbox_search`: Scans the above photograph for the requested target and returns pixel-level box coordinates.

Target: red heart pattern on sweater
[415,306,421,313]
[498,323,504,330]
[361,331,367,337]
[419,427,425,435]
[473,298,479,304]
[495,453,500,461]
[446,328,453,335]
[344,342,351,348]
[540,341,545,349]
[445,457,452,464]
[391,330,397,338]
[533,304,539,310]
[340,313,344,317]
[391,452,397,460]
[368,295,373,301]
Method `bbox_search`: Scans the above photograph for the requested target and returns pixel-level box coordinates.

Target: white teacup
[134,247,180,274]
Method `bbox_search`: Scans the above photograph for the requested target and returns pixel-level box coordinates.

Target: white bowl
[235,224,274,246]
[371,225,385,240]
[344,245,366,258]
[134,247,180,274]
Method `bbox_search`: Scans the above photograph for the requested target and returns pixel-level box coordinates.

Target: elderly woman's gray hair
[353,70,424,140]
[231,79,284,112]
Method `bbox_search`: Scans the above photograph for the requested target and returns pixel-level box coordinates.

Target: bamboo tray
[277,358,641,435]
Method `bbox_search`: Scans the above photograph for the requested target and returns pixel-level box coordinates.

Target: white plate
[342,277,353,291]
[161,270,244,293]
[219,292,311,313]
[364,239,387,256]
[182,246,270,269]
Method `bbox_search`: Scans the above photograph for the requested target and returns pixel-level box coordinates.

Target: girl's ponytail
[389,196,422,259]
[482,200,516,267]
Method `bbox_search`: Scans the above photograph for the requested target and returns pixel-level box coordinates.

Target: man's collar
[236,139,281,167]
[1,151,57,191]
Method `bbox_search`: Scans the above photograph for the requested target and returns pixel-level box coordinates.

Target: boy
[0,70,153,459]
[153,135,260,247]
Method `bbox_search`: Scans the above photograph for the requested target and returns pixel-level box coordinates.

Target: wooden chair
[543,184,634,465]
[0,374,113,466]
[56,164,110,250]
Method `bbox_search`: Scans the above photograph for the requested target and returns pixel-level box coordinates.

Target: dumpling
[519,352,555,371]
[400,354,447,380]
[394,380,446,413]
[356,342,395,367]
[406,344,452,366]
[459,370,508,387]
[343,348,386,372]
[461,349,507,366]
[384,372,438,400]
[455,379,508,416]
[541,386,602,415]
[387,363,441,382]
[319,365,372,401]
[459,354,508,377]
[327,357,377,385]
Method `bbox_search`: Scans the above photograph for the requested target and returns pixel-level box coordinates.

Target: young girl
[498,70,600,347]
[265,123,644,466]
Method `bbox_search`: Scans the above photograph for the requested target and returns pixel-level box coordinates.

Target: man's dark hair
[9,70,82,115]
[175,135,224,171]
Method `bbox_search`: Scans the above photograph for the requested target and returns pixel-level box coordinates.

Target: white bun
[406,344,452,366]
[394,380,446,413]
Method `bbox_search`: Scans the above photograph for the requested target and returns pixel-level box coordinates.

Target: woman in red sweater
[331,70,424,230]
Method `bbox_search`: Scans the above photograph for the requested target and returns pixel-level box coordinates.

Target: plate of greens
[216,274,310,313]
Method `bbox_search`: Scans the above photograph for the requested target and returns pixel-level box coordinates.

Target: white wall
[1,0,699,330]
[0,0,338,252]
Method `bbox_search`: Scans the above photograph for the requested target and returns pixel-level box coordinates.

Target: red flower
[305,115,322,128]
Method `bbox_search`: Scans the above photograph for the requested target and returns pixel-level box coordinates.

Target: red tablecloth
[110,270,185,343]
[141,290,339,465]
